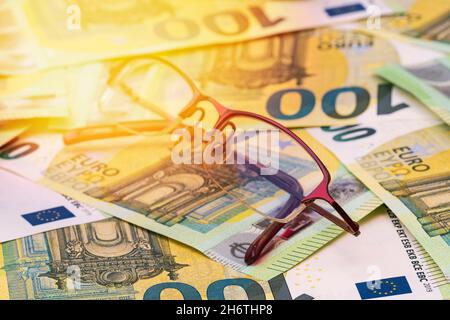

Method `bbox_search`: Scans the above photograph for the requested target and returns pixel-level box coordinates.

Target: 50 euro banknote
[0,129,382,280]
[308,116,450,280]
[1,0,397,75]
[377,55,450,125]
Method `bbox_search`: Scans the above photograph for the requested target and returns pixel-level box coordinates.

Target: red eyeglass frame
[64,55,360,265]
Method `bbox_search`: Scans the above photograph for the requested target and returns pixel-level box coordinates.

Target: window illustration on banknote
[85,155,317,233]
[1,218,280,300]
[162,27,399,128]
[1,219,187,299]
[197,32,309,90]
[381,174,450,245]
[184,28,379,91]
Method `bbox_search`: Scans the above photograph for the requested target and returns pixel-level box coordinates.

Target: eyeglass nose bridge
[274,202,308,224]
[179,94,230,119]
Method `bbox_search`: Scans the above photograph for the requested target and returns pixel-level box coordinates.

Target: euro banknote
[285,206,449,300]
[308,116,450,280]
[1,206,446,300]
[377,56,450,125]
[1,0,397,74]
[6,26,443,128]
[0,130,382,280]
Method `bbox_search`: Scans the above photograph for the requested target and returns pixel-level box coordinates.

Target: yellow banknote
[2,0,397,74]
[157,26,440,127]
[3,25,440,127]
[34,26,441,129]
[0,217,288,300]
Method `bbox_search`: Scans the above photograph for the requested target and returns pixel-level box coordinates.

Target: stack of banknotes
[0,0,449,300]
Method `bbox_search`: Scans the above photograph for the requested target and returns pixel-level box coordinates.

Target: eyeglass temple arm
[244,199,360,265]
[244,196,301,265]
[245,222,284,265]
[308,201,360,236]
[63,119,177,145]
[244,163,304,265]
[120,83,178,122]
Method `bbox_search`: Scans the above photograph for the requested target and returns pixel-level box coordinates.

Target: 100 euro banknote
[2,26,443,127]
[1,0,397,74]
[158,26,442,127]
[378,55,450,125]
[285,206,449,300]
[308,115,450,280]
[0,130,382,280]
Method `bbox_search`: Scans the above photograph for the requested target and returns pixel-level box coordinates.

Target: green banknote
[2,0,397,74]
[0,217,294,300]
[0,130,382,280]
[308,115,450,279]
[378,56,450,125]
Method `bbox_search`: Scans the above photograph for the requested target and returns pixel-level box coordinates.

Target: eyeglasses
[64,56,360,265]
